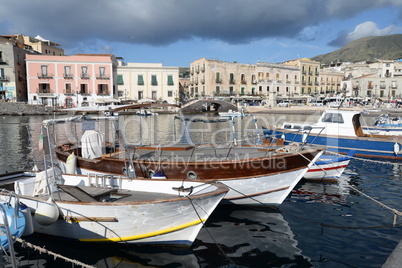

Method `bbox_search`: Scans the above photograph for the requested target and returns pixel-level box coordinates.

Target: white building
[117,60,179,104]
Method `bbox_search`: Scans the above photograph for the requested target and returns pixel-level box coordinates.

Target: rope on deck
[14,237,95,268]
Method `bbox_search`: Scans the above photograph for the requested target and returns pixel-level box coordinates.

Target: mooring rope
[325,150,402,166]
[185,196,237,267]
[14,237,95,268]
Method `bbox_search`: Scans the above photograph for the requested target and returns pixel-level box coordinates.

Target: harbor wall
[0,101,55,115]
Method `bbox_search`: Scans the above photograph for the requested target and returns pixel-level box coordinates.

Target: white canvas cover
[81,130,106,159]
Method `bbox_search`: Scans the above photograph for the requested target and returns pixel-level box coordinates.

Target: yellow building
[284,58,320,95]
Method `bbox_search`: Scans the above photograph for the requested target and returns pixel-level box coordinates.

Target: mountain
[311,34,402,64]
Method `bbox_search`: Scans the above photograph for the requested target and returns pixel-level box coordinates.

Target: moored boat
[263,109,402,160]
[0,170,228,246]
[304,151,354,181]
[44,114,324,207]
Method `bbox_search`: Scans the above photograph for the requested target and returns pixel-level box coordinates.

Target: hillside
[312,34,402,64]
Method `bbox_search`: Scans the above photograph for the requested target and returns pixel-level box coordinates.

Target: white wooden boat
[0,170,228,246]
[45,115,323,207]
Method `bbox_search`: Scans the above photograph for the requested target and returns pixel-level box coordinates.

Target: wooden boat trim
[78,218,206,242]
[63,216,118,222]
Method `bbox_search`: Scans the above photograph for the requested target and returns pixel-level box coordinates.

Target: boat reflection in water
[193,206,312,267]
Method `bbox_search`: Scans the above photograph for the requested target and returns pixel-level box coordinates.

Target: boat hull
[264,128,402,159]
[304,154,351,180]
[55,147,323,206]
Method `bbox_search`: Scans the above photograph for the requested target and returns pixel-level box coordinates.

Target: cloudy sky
[1,0,402,66]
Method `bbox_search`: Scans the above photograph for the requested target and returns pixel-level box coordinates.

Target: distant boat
[363,113,402,136]
[304,151,354,181]
[218,109,244,117]
[263,109,402,160]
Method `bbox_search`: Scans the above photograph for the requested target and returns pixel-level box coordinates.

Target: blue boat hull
[264,128,401,159]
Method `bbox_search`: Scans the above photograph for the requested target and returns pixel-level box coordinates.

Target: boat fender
[394,142,400,156]
[34,198,59,226]
[302,132,308,143]
[19,202,34,236]
[66,152,77,174]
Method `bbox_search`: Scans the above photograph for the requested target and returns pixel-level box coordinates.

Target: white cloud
[346,21,402,41]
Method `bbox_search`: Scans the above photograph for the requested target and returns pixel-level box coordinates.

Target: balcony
[0,59,7,65]
[215,79,222,84]
[78,91,90,95]
[96,74,110,80]
[63,89,74,95]
[229,79,235,84]
[64,73,74,79]
[38,73,54,79]
[241,80,247,84]
[0,76,9,82]
[36,88,55,95]
[97,90,110,95]
[81,74,90,79]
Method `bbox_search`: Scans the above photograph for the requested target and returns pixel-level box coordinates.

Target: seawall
[0,102,55,115]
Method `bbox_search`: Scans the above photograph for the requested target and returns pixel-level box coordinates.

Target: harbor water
[1,112,402,267]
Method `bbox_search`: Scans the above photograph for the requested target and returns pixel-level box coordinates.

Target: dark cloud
[0,0,401,49]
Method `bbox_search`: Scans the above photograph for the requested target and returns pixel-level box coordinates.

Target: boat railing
[0,190,20,267]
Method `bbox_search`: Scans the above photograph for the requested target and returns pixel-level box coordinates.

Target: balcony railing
[0,59,7,65]
[38,73,54,79]
[36,88,54,94]
[0,76,9,82]
[81,74,90,79]
[63,89,74,95]
[64,73,74,79]
[97,91,110,95]
[96,74,110,80]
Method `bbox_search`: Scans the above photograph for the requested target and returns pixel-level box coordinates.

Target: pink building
[26,54,117,107]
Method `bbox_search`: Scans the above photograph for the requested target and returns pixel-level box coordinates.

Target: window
[215,72,221,83]
[117,75,124,85]
[64,66,72,78]
[0,52,3,62]
[80,84,88,94]
[151,75,157,86]
[41,65,48,77]
[0,68,4,79]
[138,91,143,100]
[81,66,88,78]
[215,86,220,94]
[65,83,72,94]
[99,67,106,78]
[152,91,157,99]
[137,75,144,85]
[167,75,174,85]
[168,91,173,97]
[38,83,50,93]
[98,84,108,95]
[322,113,344,123]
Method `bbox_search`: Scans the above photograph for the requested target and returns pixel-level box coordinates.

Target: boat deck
[0,172,185,203]
[110,145,283,162]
